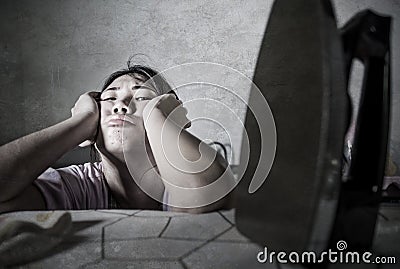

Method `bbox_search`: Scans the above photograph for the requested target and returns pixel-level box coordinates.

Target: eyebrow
[103,85,157,93]
[103,87,119,92]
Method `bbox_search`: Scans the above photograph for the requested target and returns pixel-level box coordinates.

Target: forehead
[108,74,147,86]
[105,74,158,94]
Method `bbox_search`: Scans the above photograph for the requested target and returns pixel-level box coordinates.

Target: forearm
[165,176,236,213]
[0,113,95,201]
[145,109,220,185]
[145,109,236,211]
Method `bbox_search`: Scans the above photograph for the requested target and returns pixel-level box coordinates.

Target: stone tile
[96,209,140,216]
[373,206,400,257]
[0,211,62,228]
[183,241,275,269]
[219,209,236,224]
[83,259,185,269]
[15,241,101,269]
[161,212,232,240]
[379,205,400,221]
[215,226,251,242]
[68,211,125,241]
[104,216,170,240]
[134,210,190,217]
[70,210,124,221]
[104,238,204,260]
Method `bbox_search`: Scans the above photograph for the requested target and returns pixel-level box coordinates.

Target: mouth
[107,116,136,127]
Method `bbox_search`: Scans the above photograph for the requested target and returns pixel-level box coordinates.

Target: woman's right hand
[70,91,100,147]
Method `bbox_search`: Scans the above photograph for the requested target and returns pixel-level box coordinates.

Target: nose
[112,99,136,115]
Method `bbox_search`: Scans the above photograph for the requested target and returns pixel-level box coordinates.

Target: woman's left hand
[143,94,191,129]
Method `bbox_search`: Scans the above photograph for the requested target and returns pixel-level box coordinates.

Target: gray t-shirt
[33,162,167,210]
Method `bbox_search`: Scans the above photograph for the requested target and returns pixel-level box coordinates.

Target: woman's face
[96,74,158,157]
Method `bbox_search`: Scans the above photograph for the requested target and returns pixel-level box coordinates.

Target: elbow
[162,153,236,214]
[161,181,234,214]
[167,188,235,214]
[189,163,235,214]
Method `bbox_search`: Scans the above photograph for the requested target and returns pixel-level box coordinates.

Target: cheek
[99,104,112,120]
[134,101,149,116]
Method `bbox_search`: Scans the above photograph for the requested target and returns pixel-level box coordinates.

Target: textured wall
[0,0,399,172]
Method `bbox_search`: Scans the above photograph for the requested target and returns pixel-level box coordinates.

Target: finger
[87,91,101,101]
[184,121,192,129]
[166,94,181,106]
[162,93,177,102]
[180,116,191,129]
[87,91,100,97]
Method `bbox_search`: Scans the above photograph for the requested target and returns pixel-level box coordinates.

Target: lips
[107,116,136,127]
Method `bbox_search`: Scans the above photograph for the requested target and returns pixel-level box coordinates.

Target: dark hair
[101,61,176,97]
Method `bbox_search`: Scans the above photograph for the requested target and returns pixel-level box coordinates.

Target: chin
[97,126,147,157]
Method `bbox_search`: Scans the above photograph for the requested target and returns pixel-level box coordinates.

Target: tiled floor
[1,206,399,269]
[0,209,274,269]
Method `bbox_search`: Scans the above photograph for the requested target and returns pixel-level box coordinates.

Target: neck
[99,142,159,208]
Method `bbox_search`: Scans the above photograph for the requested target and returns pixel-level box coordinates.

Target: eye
[135,97,152,101]
[100,97,117,101]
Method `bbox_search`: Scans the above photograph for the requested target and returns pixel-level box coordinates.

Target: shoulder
[56,162,104,181]
[35,162,108,210]
[35,163,105,189]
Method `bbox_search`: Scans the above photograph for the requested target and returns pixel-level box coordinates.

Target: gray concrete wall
[0,0,399,173]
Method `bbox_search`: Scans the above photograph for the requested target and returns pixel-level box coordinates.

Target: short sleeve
[33,163,109,210]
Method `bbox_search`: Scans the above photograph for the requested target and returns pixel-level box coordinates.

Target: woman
[0,63,235,213]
